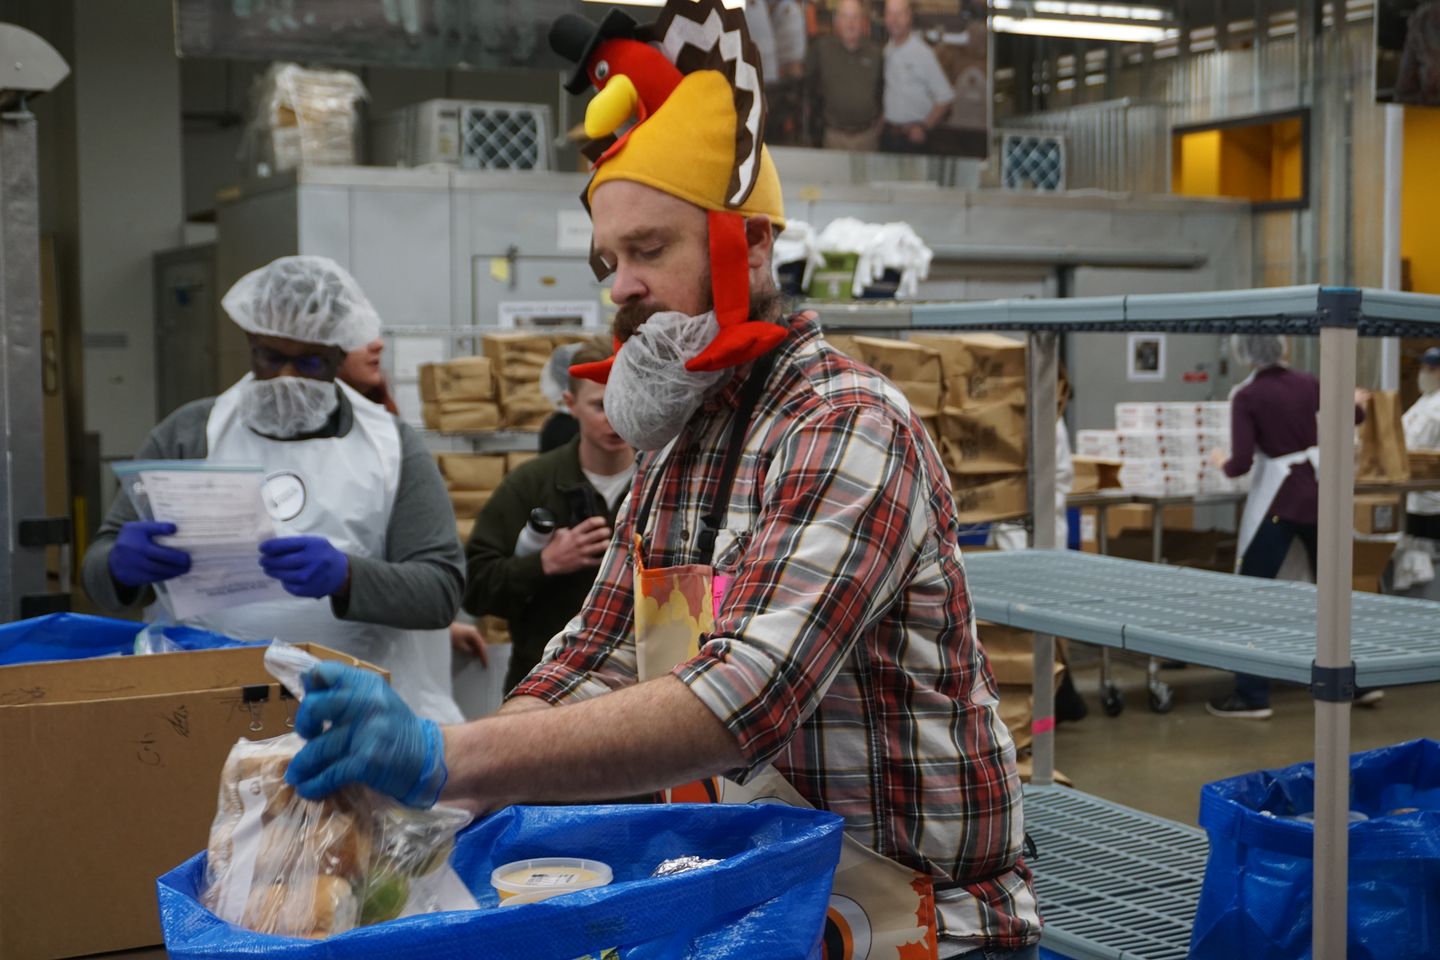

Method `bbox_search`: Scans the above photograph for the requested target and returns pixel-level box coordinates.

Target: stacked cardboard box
[437,452,507,523]
[1077,402,1237,496]
[480,332,589,431]
[419,356,501,434]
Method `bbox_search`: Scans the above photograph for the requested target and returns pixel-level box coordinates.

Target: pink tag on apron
[711,574,734,617]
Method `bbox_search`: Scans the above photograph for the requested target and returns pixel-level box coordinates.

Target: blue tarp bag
[1190,738,1440,960]
[158,802,845,960]
[0,613,258,666]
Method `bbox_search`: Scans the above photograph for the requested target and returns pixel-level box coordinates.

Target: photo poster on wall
[1127,333,1166,382]
[174,0,990,159]
[1376,0,1440,105]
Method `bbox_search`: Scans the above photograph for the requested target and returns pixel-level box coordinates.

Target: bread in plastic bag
[202,732,474,939]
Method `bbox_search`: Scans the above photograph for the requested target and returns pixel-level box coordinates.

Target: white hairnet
[605,312,725,450]
[221,256,381,351]
[1231,334,1286,368]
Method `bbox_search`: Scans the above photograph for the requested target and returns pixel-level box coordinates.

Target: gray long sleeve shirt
[82,391,463,630]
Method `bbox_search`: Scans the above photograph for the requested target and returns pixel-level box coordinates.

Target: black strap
[698,351,777,565]
[634,351,778,565]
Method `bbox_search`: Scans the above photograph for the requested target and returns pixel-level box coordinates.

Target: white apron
[192,375,462,724]
[1235,447,1319,567]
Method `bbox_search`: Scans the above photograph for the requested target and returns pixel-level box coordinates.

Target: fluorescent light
[992,15,1175,41]
[992,0,1169,19]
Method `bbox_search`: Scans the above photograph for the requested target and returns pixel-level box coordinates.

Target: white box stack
[1105,402,1242,496]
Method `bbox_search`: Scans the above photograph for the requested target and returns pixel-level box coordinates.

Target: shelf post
[1028,330,1059,786]
[1314,320,1357,960]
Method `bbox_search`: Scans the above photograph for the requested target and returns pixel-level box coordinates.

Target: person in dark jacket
[463,340,635,691]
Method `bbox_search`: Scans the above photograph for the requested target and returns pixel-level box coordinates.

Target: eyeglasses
[250,344,338,379]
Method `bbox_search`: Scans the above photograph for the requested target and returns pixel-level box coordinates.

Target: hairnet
[1231,334,1286,368]
[221,256,381,351]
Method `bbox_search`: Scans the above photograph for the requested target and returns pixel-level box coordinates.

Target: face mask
[605,312,726,451]
[240,376,340,438]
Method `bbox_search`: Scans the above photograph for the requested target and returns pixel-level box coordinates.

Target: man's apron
[188,375,462,724]
[629,354,940,960]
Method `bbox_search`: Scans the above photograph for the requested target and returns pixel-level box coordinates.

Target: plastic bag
[160,802,845,959]
[200,642,475,939]
[201,734,474,939]
[0,612,258,666]
[1190,738,1440,960]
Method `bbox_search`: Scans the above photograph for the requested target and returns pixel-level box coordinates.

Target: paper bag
[842,335,943,416]
[1357,390,1409,482]
[912,333,1027,408]
[939,403,1028,474]
[951,472,1028,523]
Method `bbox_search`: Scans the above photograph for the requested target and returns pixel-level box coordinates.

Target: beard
[612,272,789,345]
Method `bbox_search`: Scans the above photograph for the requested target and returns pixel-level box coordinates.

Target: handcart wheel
[1148,682,1175,714]
[1101,685,1124,717]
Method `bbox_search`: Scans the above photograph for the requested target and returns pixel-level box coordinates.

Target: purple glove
[108,521,191,588]
[258,536,349,599]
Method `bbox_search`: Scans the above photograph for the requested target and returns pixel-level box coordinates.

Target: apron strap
[632,349,780,564]
[697,351,777,566]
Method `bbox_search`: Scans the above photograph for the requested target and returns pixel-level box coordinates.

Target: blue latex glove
[286,662,447,807]
[108,521,191,588]
[258,536,349,599]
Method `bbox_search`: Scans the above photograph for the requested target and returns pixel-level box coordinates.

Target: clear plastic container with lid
[491,857,613,905]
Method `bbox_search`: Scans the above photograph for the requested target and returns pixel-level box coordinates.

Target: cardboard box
[952,472,1028,523]
[0,644,382,959]
[436,453,507,491]
[422,400,501,433]
[1072,456,1123,494]
[449,488,493,517]
[1106,504,1195,538]
[1354,495,1401,535]
[499,389,557,431]
[1409,450,1440,480]
[939,403,1027,474]
[419,356,495,403]
[911,333,1027,408]
[506,451,539,473]
[1353,537,1396,593]
[1106,528,1235,571]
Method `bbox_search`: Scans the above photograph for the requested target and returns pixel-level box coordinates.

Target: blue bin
[159,802,844,960]
[0,613,259,666]
[1190,739,1440,960]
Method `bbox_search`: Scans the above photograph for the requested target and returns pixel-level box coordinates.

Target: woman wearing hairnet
[81,256,465,723]
[1206,334,1377,718]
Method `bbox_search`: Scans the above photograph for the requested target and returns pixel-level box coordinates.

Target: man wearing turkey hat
[283,3,1039,956]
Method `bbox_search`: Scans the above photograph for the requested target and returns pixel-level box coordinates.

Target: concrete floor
[1053,648,1438,825]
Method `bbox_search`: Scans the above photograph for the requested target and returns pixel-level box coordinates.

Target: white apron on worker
[193,374,462,723]
[1235,446,1319,572]
[630,354,943,960]
[1391,391,1440,593]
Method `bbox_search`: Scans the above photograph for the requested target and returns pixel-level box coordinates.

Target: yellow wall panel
[1403,107,1440,294]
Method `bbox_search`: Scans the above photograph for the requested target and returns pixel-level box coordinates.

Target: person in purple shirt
[1206,334,1381,718]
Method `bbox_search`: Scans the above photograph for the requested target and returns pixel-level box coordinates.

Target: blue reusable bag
[0,613,258,666]
[158,802,845,960]
[1189,738,1440,960]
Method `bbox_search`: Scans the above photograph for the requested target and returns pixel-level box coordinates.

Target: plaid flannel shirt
[512,314,1041,950]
